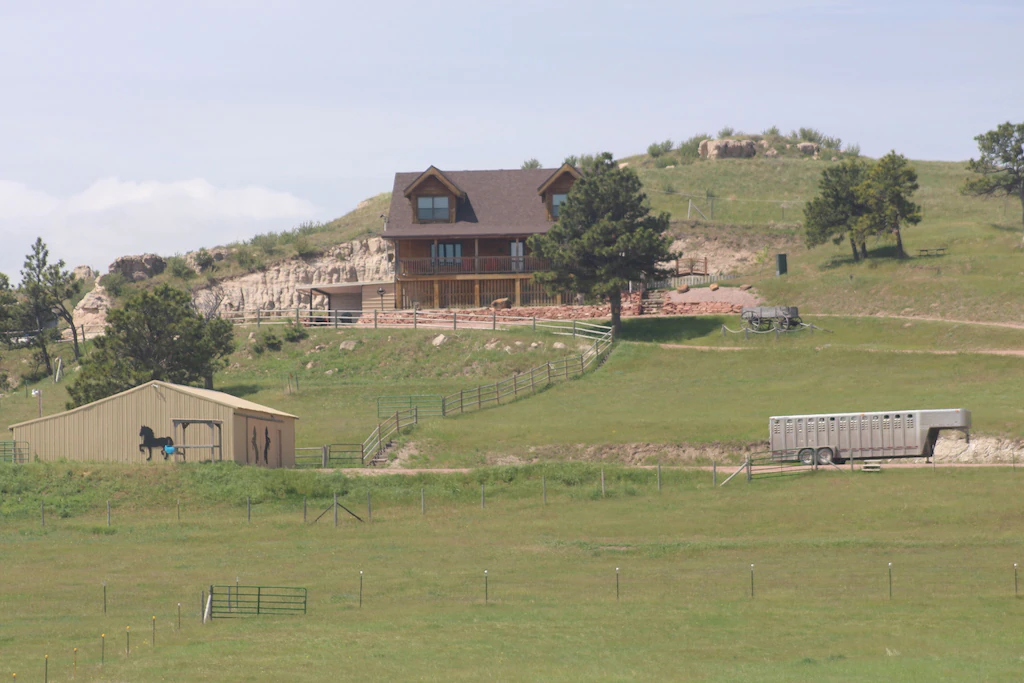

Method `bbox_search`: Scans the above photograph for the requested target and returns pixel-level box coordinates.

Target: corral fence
[208,584,307,618]
[220,308,611,333]
[377,395,444,420]
[294,443,367,468]
[363,409,418,465]
[719,451,843,486]
[0,441,30,463]
[639,273,739,291]
[379,322,613,423]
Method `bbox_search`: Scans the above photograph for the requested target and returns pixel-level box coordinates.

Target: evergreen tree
[963,121,1024,243]
[855,151,921,259]
[528,153,675,334]
[67,284,235,407]
[804,159,870,261]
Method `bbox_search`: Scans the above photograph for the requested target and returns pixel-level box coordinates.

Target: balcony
[397,255,548,277]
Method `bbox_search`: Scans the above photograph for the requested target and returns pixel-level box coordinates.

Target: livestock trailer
[769,409,971,464]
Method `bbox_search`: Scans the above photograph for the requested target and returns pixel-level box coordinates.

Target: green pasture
[410,341,1024,466]
[2,463,1024,680]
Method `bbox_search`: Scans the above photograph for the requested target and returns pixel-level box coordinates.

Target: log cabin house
[382,164,581,309]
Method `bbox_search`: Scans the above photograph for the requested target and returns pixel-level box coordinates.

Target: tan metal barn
[7,381,297,467]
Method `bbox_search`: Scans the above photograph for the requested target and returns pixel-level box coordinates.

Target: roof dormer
[403,166,466,224]
[537,163,582,220]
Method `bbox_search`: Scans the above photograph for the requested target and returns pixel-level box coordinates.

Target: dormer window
[417,196,449,221]
[552,193,568,218]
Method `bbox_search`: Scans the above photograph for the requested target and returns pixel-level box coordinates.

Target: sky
[1,0,1021,278]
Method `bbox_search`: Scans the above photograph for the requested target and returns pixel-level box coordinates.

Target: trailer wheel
[798,448,814,465]
[816,447,834,465]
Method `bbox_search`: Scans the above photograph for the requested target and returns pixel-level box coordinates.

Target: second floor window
[417,196,449,221]
[552,193,568,218]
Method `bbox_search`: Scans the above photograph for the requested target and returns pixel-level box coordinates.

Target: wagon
[740,306,801,332]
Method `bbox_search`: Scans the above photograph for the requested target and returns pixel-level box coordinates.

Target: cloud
[0,178,319,277]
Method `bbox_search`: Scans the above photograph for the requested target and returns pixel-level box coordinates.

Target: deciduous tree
[963,121,1024,243]
[528,152,675,334]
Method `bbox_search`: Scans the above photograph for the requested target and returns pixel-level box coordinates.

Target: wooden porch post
[474,280,480,307]
[514,278,521,307]
[433,280,439,309]
[474,238,479,274]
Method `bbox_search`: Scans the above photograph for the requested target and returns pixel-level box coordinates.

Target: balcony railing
[397,256,547,276]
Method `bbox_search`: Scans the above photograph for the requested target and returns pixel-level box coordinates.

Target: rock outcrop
[72,284,112,337]
[193,237,392,313]
[699,139,757,160]
[108,254,166,281]
[73,265,97,281]
[796,142,820,155]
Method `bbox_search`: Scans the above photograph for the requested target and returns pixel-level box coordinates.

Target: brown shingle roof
[384,168,560,239]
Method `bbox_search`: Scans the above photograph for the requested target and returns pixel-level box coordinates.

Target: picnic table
[917,247,946,257]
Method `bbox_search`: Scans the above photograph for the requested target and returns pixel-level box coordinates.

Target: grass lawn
[2,464,1024,680]
[410,341,1024,467]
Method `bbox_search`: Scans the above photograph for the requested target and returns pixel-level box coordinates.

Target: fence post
[374,309,378,329]
[413,309,417,329]
[256,308,261,328]
[547,362,551,384]
[295,307,300,324]
[746,454,752,482]
[441,397,446,418]
[533,316,536,331]
[334,492,338,528]
[367,490,372,522]
[573,319,577,339]
[542,475,547,504]
[453,311,457,330]
[414,406,418,424]
[477,385,482,408]
[657,464,662,492]
[322,445,328,468]
[492,310,497,330]
[460,389,464,414]
[513,374,518,398]
[257,587,261,616]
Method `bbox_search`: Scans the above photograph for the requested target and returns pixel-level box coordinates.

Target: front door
[510,241,524,272]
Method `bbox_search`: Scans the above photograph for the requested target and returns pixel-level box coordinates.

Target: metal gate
[0,441,29,463]
[209,585,307,618]
[377,395,443,419]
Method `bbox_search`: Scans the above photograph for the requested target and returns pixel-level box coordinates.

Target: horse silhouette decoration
[139,426,176,461]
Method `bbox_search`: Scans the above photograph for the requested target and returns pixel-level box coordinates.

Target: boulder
[431,334,448,347]
[491,297,512,309]
[339,340,358,351]
[73,265,97,281]
[708,283,720,291]
[108,253,166,280]
[764,148,779,158]
[739,284,753,291]
[552,342,567,350]
[797,142,820,155]
[676,284,690,293]
[71,283,112,337]
[484,338,501,351]
[699,139,757,160]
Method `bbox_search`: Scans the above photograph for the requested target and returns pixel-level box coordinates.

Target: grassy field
[408,340,1024,467]
[2,463,1024,680]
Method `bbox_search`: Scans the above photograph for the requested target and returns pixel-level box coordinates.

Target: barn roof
[7,380,297,431]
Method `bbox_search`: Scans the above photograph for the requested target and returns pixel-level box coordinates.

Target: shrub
[654,156,675,168]
[563,155,579,167]
[661,182,676,194]
[99,272,127,297]
[250,233,280,256]
[293,236,320,259]
[717,125,735,138]
[282,323,308,343]
[647,139,673,158]
[521,158,542,169]
[821,136,842,150]
[235,246,265,271]
[763,125,780,136]
[167,256,195,281]
[798,127,824,144]
[261,331,282,352]
[678,133,709,159]
[194,248,216,272]
[845,142,861,157]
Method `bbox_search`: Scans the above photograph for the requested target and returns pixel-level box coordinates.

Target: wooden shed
[7,381,297,467]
